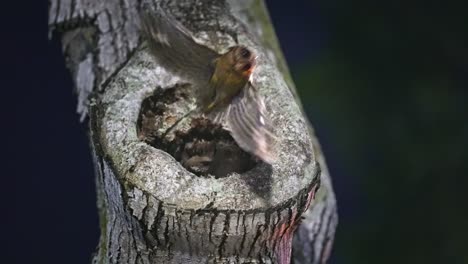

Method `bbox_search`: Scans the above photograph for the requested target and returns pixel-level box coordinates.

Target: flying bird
[140,7,275,163]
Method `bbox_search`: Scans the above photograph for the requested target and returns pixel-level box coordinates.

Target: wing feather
[140,7,218,88]
[226,82,276,163]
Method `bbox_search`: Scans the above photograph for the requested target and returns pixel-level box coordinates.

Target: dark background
[5,0,467,263]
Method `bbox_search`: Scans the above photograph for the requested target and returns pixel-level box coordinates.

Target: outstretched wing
[140,7,218,87]
[226,82,276,163]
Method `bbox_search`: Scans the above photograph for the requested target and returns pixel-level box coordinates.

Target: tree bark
[49,0,337,263]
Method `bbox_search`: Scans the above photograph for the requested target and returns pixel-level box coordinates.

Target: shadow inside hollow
[137,86,259,178]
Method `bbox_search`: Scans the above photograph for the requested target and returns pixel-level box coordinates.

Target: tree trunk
[49,0,337,263]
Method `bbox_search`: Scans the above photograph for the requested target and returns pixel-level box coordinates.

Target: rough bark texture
[49,0,337,263]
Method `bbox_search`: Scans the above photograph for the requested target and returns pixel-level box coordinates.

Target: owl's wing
[225,82,276,163]
[140,7,218,87]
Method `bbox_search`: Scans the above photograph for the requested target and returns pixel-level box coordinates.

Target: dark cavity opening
[137,86,258,178]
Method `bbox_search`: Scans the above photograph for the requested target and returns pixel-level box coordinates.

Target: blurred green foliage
[293,1,468,263]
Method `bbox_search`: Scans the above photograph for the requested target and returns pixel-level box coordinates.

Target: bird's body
[141,7,275,163]
[204,46,255,112]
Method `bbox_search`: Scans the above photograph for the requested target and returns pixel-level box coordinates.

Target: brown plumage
[140,7,275,163]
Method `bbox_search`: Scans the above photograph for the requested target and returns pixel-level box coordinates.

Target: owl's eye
[242,63,252,72]
[240,48,251,58]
